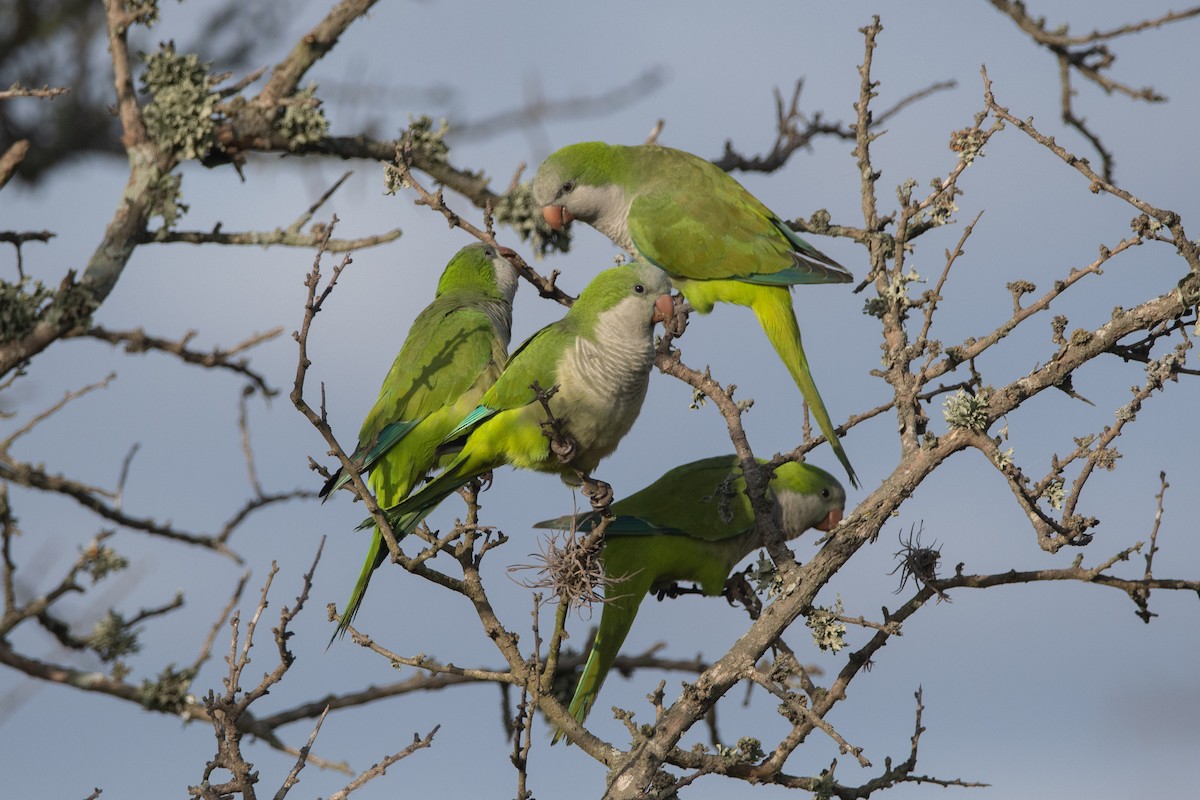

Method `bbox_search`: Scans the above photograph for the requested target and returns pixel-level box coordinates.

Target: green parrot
[532,142,859,487]
[370,260,674,583]
[534,454,846,740]
[323,242,519,639]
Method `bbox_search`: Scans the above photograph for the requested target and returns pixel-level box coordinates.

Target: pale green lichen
[1146,351,1181,387]
[862,295,888,318]
[715,737,765,763]
[1041,478,1065,510]
[140,43,218,160]
[994,420,1014,467]
[410,115,450,159]
[80,542,129,583]
[806,597,847,653]
[382,162,406,195]
[137,664,196,713]
[748,552,783,598]
[813,771,836,800]
[381,118,450,194]
[39,280,96,333]
[942,389,990,431]
[129,0,160,26]
[90,611,141,662]
[950,126,987,166]
[863,267,923,319]
[275,84,329,147]
[146,171,188,230]
[0,278,55,343]
[927,178,960,225]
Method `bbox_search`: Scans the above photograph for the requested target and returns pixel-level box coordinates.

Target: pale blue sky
[3,1,1198,798]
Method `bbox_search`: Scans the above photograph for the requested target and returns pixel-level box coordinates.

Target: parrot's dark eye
[821,488,830,499]
[560,180,575,195]
[633,284,645,294]
[483,247,495,257]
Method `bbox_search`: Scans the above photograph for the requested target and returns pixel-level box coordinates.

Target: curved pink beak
[497,246,517,260]
[651,293,674,324]
[815,507,843,533]
[542,204,574,231]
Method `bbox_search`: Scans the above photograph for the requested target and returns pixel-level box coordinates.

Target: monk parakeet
[358,262,673,620]
[323,242,519,639]
[532,142,859,487]
[534,454,846,739]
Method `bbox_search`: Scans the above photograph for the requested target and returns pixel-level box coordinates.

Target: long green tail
[553,569,653,744]
[330,456,480,644]
[330,531,389,644]
[751,288,859,488]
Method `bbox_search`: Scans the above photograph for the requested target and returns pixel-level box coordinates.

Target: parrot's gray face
[775,483,846,539]
[536,175,635,253]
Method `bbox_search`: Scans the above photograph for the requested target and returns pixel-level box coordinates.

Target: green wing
[358,298,504,447]
[626,148,851,284]
[322,297,505,498]
[612,455,758,542]
[532,456,759,543]
[442,319,568,443]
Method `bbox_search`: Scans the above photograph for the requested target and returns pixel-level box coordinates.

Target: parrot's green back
[605,455,775,541]
[328,243,517,642]
[535,455,846,740]
[625,145,850,284]
[360,296,508,500]
[323,243,517,500]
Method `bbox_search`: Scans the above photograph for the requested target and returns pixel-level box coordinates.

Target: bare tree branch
[79,327,282,396]
[988,0,1200,181]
